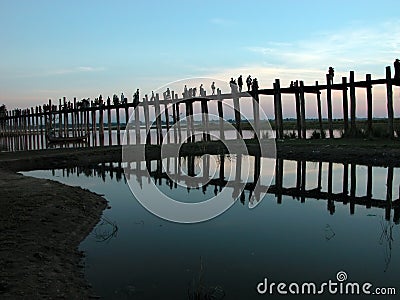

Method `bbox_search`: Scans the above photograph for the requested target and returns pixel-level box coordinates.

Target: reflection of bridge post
[219,154,225,192]
[327,162,335,214]
[301,160,306,203]
[386,167,393,221]
[188,156,195,177]
[296,160,301,192]
[350,163,356,215]
[275,158,283,204]
[232,154,242,200]
[202,154,210,193]
[185,101,192,143]
[343,163,349,203]
[366,165,372,208]
[253,154,261,202]
[317,162,322,190]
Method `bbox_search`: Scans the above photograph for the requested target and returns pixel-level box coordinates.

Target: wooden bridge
[1,65,400,151]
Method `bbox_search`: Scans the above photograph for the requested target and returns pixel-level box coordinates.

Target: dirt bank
[0,170,108,298]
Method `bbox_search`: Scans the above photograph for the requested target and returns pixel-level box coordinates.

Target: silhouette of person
[165,88,171,100]
[328,67,334,84]
[151,91,155,101]
[229,78,237,93]
[252,78,259,91]
[238,75,243,92]
[199,84,205,96]
[246,75,252,91]
[394,59,400,79]
[211,82,216,95]
[184,85,188,98]
[133,89,140,107]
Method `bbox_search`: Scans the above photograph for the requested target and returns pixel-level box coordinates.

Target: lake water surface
[24,156,400,299]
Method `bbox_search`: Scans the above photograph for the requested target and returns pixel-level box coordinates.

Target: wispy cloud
[246,20,400,75]
[50,66,105,75]
[209,18,234,26]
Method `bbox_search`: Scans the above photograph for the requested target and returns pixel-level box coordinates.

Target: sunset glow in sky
[1,0,400,118]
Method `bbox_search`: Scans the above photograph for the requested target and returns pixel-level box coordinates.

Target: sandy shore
[1,139,400,298]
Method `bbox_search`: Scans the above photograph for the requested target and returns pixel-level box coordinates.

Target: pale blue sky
[1,0,399,117]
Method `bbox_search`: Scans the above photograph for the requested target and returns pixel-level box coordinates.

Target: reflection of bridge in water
[56,155,400,224]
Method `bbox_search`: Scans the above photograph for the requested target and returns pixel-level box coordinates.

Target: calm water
[24,157,400,299]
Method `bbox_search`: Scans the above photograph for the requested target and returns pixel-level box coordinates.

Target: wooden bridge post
[63,97,68,138]
[274,79,283,139]
[27,108,32,150]
[217,89,225,140]
[72,98,76,138]
[366,74,373,136]
[326,74,334,138]
[172,93,177,144]
[107,98,112,145]
[99,101,105,146]
[116,102,121,146]
[164,101,170,144]
[175,94,182,143]
[349,71,357,135]
[134,101,141,144]
[154,93,163,145]
[92,105,97,146]
[252,86,260,138]
[315,81,323,137]
[35,106,39,149]
[124,103,130,145]
[294,81,302,139]
[342,77,349,136]
[39,106,44,149]
[232,90,242,139]
[299,81,306,139]
[385,66,394,139]
[143,95,151,144]
[58,99,62,137]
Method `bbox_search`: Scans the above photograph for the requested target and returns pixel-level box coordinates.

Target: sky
[0,0,400,118]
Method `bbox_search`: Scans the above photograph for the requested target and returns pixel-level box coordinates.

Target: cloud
[246,19,400,74]
[51,66,105,75]
[209,18,234,26]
